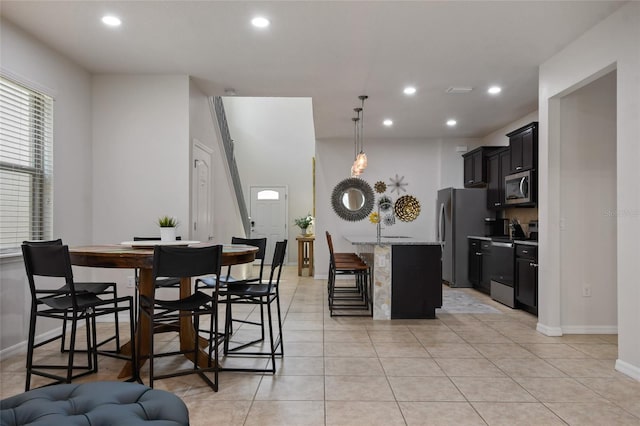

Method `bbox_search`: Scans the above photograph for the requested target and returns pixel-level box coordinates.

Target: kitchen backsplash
[503,207,538,236]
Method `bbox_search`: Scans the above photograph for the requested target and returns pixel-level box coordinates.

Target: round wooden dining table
[69,243,259,378]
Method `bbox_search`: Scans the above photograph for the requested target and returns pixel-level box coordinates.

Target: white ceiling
[1,1,623,140]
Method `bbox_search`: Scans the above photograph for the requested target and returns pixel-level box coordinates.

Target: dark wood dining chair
[22,239,123,355]
[21,242,137,390]
[200,240,287,374]
[138,245,223,391]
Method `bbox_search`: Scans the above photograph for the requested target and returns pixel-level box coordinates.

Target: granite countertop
[344,235,441,246]
[467,235,539,246]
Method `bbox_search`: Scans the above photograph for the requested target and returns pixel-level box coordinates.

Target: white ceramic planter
[160,227,176,242]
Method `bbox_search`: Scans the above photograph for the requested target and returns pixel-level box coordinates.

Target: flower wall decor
[370,175,421,242]
[388,174,408,195]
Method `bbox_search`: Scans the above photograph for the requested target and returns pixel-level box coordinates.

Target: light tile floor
[2,266,640,425]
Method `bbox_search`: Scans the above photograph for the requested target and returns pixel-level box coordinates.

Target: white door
[192,141,213,243]
[250,186,287,264]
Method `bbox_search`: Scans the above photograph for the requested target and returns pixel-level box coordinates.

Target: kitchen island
[344,236,442,320]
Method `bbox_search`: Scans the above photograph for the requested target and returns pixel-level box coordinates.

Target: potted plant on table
[158,215,179,241]
[294,214,314,236]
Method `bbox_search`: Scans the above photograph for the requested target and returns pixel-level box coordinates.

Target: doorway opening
[250,186,288,264]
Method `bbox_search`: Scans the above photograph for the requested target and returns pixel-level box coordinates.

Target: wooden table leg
[118,268,152,379]
[178,277,216,368]
[119,274,217,378]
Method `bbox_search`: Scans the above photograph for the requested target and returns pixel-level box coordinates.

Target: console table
[296,235,314,276]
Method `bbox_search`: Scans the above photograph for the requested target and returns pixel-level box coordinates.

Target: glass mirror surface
[342,189,365,211]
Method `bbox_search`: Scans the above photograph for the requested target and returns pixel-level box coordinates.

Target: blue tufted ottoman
[0,381,189,426]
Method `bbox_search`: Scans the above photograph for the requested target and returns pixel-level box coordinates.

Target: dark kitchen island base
[344,236,442,320]
[391,244,442,319]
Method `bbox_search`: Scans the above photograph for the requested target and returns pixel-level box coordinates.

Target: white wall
[0,19,93,352]
[438,138,483,189]
[481,111,539,147]
[90,75,190,289]
[188,83,244,246]
[538,2,640,380]
[559,71,617,331]
[92,75,190,242]
[222,97,316,263]
[316,138,443,277]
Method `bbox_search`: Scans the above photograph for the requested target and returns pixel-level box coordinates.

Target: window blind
[0,76,53,254]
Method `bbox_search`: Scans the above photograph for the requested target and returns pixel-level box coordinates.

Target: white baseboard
[561,325,618,334]
[0,326,65,360]
[536,322,563,336]
[615,359,640,381]
[0,313,130,361]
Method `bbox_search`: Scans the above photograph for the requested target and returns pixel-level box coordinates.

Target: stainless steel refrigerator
[436,188,490,287]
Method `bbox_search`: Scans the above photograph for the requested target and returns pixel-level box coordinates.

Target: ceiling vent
[445,87,473,94]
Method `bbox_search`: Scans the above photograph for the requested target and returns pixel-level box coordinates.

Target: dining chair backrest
[22,238,63,246]
[151,245,223,301]
[133,236,182,241]
[266,240,287,290]
[229,237,267,282]
[325,231,336,263]
[21,242,77,305]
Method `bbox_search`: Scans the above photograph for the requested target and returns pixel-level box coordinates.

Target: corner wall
[559,71,617,332]
[538,2,640,380]
[0,19,93,353]
[90,74,190,290]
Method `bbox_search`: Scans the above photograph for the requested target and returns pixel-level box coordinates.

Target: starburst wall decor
[388,174,408,195]
[368,174,421,242]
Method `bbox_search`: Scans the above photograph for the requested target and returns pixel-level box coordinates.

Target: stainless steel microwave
[505,170,534,205]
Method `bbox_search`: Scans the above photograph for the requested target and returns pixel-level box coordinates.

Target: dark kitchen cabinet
[463,146,502,188]
[468,238,491,295]
[468,239,483,287]
[507,122,538,174]
[479,240,492,294]
[515,244,538,315]
[391,245,442,319]
[486,148,510,209]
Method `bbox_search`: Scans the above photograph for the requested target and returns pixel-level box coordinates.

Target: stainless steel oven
[504,170,533,206]
[490,240,515,308]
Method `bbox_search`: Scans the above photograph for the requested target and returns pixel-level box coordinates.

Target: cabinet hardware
[494,202,500,206]
[476,252,483,256]
[522,250,528,254]
[468,180,474,184]
[530,263,538,268]
[516,166,523,170]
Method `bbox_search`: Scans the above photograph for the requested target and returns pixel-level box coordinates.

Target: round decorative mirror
[331,177,375,221]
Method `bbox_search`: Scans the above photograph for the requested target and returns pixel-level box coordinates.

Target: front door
[250,186,287,264]
[192,141,213,243]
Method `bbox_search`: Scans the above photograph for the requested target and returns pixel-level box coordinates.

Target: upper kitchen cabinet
[486,148,510,209]
[463,147,502,188]
[507,122,538,174]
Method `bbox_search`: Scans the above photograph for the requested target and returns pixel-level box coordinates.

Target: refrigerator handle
[438,202,445,243]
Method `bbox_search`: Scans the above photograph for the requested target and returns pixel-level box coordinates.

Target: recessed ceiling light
[251,17,270,28]
[403,86,417,95]
[101,15,121,27]
[446,119,457,127]
[488,86,502,95]
[383,119,393,127]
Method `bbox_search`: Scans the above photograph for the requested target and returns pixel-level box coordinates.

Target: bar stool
[325,232,372,317]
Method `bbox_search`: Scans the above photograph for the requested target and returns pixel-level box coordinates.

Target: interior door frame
[192,139,214,242]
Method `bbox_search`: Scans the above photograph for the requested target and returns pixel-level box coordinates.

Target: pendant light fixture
[350,116,361,177]
[354,95,368,174]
